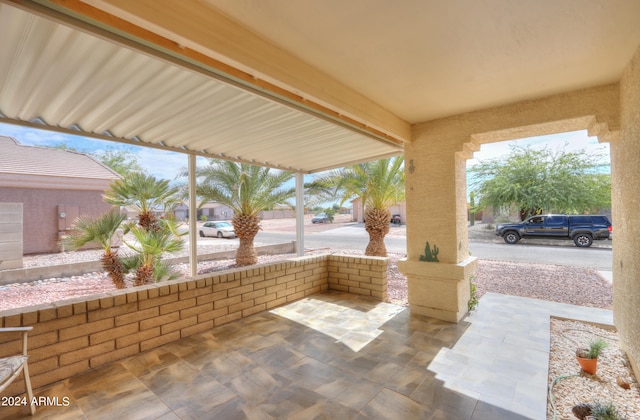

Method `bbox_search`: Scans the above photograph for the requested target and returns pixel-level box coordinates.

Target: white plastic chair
[0,327,35,415]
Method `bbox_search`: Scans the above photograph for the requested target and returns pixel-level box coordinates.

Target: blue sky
[0,122,610,181]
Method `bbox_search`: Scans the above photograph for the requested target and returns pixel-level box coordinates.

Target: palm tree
[123,222,184,286]
[103,172,180,231]
[313,156,404,257]
[67,210,127,288]
[196,161,294,266]
[104,173,186,284]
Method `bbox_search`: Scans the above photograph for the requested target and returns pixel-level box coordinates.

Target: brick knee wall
[0,254,388,395]
[328,255,388,301]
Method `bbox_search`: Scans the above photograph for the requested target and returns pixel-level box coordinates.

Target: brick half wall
[0,254,388,395]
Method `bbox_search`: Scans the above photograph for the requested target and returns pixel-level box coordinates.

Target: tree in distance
[469,144,611,220]
[52,144,144,177]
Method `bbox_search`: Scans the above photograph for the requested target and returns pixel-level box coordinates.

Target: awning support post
[188,154,198,277]
[295,172,305,256]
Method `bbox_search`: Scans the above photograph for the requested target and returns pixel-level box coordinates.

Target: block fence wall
[0,254,388,395]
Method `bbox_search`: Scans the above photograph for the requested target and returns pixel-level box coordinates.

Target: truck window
[545,216,566,226]
[590,216,609,224]
[571,216,592,224]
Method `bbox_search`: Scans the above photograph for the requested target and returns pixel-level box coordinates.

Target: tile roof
[0,136,120,180]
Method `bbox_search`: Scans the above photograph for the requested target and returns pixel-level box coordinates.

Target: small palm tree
[196,161,294,266]
[103,172,180,231]
[67,210,127,288]
[123,222,184,286]
[314,156,404,257]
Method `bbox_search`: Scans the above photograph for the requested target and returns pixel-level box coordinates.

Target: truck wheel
[573,234,593,247]
[503,231,520,244]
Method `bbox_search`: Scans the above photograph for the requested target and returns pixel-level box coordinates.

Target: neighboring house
[140,201,234,222]
[0,136,120,254]
[186,202,297,221]
[122,204,180,221]
[173,202,189,220]
[351,197,406,224]
[197,202,234,221]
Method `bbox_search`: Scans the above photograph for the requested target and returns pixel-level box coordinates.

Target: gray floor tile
[3,291,614,420]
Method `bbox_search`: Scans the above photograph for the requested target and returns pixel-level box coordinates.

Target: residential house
[197,202,233,221]
[351,197,406,224]
[0,136,120,255]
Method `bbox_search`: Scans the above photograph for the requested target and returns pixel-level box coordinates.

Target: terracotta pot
[576,356,598,374]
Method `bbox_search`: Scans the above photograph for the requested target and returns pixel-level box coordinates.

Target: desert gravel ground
[1,218,636,417]
[548,319,640,419]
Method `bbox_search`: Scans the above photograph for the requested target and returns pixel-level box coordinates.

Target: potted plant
[576,338,608,374]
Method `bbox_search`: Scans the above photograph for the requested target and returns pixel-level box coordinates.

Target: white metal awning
[0,2,403,173]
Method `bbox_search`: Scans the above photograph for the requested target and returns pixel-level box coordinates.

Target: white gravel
[548,318,640,419]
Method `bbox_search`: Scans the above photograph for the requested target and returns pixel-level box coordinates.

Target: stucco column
[398,126,478,323]
[613,44,640,379]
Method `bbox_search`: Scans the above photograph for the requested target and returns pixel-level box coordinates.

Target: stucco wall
[0,254,388,396]
[0,188,112,254]
[614,44,640,378]
[401,85,620,323]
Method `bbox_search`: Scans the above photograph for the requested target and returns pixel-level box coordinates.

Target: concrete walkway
[432,292,613,419]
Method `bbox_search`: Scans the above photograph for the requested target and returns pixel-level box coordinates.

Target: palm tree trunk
[233,214,261,266]
[139,211,159,232]
[134,264,155,286]
[102,249,126,289]
[365,208,391,257]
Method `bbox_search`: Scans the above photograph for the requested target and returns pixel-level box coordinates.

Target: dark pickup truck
[495,214,612,247]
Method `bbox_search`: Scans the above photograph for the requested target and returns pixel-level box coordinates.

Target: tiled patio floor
[1,292,612,419]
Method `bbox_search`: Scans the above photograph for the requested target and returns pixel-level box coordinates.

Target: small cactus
[420,241,440,262]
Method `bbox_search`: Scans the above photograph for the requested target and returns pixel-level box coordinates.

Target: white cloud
[467,130,610,167]
[135,148,190,180]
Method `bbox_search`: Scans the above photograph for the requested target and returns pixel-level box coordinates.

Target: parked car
[495,214,611,247]
[311,213,331,223]
[199,221,236,238]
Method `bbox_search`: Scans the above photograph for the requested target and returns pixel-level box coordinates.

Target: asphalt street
[253,226,613,271]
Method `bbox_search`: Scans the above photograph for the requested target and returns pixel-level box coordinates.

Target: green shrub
[468,275,479,312]
[323,207,336,222]
[591,401,626,420]
[588,338,608,359]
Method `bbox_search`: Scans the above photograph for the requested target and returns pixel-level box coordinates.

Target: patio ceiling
[2,0,640,173]
[0,1,403,174]
[203,0,640,124]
